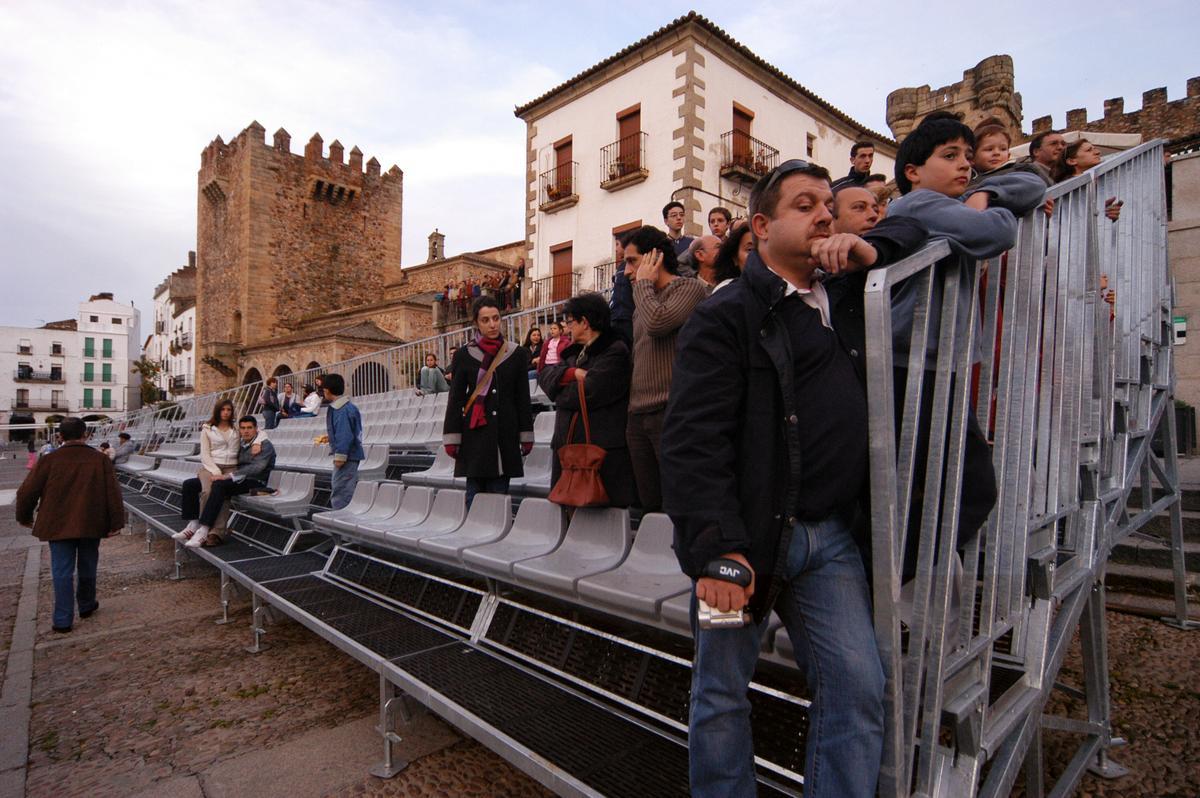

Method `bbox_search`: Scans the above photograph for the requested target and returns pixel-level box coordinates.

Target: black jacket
[539,330,639,507]
[662,227,927,619]
[443,341,534,479]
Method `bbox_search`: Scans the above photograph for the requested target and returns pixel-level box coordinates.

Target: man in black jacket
[661,159,926,797]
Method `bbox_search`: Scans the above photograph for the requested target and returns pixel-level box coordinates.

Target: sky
[0,0,1195,332]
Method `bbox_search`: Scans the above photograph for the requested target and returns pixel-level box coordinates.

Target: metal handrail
[864,141,1177,797]
[539,161,577,206]
[718,130,779,176]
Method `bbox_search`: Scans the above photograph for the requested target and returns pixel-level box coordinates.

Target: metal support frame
[170,540,185,581]
[245,592,270,654]
[369,671,412,779]
[216,571,239,625]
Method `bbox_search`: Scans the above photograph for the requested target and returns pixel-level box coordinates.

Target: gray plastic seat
[575,514,691,620]
[532,412,555,445]
[402,448,456,488]
[319,482,404,534]
[511,507,632,599]
[359,444,390,477]
[460,498,565,579]
[659,592,692,634]
[310,480,379,527]
[385,489,466,549]
[509,446,553,496]
[118,455,158,473]
[418,493,513,564]
[356,485,435,544]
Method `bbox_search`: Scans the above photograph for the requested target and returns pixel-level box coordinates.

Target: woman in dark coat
[538,293,638,508]
[443,296,534,506]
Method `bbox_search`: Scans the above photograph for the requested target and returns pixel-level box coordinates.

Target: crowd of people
[15,116,1131,795]
[437,263,525,321]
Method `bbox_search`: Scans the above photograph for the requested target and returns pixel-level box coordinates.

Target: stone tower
[428,229,445,262]
[194,121,403,392]
[886,55,1023,142]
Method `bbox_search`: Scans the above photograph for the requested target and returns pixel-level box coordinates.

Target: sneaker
[184,526,210,548]
[171,529,194,542]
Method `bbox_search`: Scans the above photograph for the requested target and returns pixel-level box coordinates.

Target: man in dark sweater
[662,160,920,797]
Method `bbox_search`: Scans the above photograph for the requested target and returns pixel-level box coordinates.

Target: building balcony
[13,369,65,384]
[593,260,620,292]
[539,162,579,213]
[11,398,71,412]
[80,373,117,384]
[181,331,193,349]
[600,133,648,191]
[170,375,194,392]
[51,344,63,356]
[17,345,32,355]
[719,131,780,183]
[530,273,580,306]
[155,320,166,334]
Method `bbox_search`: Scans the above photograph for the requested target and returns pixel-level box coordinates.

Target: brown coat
[15,441,125,541]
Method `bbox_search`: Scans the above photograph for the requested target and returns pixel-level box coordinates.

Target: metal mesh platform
[399,643,693,797]
[204,540,276,563]
[226,551,327,583]
[327,549,482,630]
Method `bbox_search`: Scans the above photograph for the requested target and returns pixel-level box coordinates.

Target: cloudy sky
[0,0,1195,331]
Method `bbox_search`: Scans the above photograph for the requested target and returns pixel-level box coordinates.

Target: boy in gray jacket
[887,111,1046,572]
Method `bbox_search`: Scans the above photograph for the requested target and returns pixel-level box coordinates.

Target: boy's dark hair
[661,201,684,220]
[322,373,346,396]
[614,228,637,248]
[851,140,875,157]
[118,432,131,441]
[894,111,975,194]
[708,206,732,223]
[59,417,86,441]
[713,221,751,284]
[866,173,888,183]
[238,415,258,427]
[472,295,500,320]
[562,293,611,333]
[99,442,110,449]
[266,376,277,386]
[627,225,680,275]
[748,161,832,220]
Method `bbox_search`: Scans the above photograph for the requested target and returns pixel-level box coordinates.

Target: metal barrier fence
[864,140,1192,797]
[90,297,583,447]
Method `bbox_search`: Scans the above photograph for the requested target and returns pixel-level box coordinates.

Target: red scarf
[469,335,505,429]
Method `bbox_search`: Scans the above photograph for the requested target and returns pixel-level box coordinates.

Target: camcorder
[696,557,754,630]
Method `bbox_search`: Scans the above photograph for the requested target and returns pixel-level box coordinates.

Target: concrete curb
[0,544,42,798]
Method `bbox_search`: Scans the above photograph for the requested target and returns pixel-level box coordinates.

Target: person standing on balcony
[16,417,125,633]
[626,225,706,512]
[662,201,694,257]
[443,297,534,507]
[832,140,875,190]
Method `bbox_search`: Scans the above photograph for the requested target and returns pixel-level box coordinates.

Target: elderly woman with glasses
[537,292,638,508]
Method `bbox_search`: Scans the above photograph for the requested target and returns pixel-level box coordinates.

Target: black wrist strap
[703,557,752,588]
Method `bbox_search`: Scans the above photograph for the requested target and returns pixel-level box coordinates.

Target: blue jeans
[48,538,101,630]
[330,460,360,510]
[465,477,509,509]
[688,513,884,797]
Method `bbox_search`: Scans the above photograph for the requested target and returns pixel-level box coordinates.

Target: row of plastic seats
[401,443,552,497]
[273,442,390,476]
[151,441,199,459]
[312,482,692,631]
[117,455,159,474]
[142,458,200,487]
[357,390,445,412]
[233,470,316,517]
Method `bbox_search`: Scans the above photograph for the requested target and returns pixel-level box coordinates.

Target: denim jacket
[325,396,365,464]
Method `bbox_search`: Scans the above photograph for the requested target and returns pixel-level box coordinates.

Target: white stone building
[515,12,897,301]
[0,293,142,432]
[147,255,197,401]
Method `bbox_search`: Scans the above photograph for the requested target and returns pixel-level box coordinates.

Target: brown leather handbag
[548,381,609,507]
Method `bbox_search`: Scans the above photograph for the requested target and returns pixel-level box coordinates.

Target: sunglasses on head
[760,159,815,197]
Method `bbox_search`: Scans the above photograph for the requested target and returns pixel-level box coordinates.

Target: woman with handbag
[443,296,534,507]
[538,293,638,509]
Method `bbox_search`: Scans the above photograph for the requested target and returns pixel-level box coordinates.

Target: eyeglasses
[760,159,814,197]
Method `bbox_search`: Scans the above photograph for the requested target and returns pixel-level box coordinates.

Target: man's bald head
[690,235,723,284]
[832,186,880,235]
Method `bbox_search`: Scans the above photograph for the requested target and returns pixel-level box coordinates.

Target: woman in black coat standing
[443,297,534,506]
[538,293,638,508]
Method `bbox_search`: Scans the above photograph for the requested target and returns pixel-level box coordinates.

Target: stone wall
[1031,78,1200,146]
[886,55,1022,142]
[1170,152,1200,408]
[195,121,403,392]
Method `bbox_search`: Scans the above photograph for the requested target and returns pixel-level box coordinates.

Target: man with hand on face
[661,159,925,798]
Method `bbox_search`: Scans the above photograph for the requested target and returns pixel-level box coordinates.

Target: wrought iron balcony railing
[600,132,648,190]
[530,273,580,306]
[719,130,779,181]
[539,162,578,210]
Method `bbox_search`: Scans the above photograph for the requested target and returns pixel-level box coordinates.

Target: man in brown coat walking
[16,417,125,633]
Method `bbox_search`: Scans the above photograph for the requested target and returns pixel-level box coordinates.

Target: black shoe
[80,603,99,619]
[52,626,72,633]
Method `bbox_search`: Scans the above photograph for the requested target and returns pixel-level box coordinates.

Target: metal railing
[530,273,579,307]
[592,259,620,292]
[181,331,193,348]
[539,161,577,208]
[719,130,779,178]
[13,370,64,383]
[12,398,70,411]
[863,141,1187,797]
[80,373,116,384]
[600,132,647,186]
[171,375,194,392]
